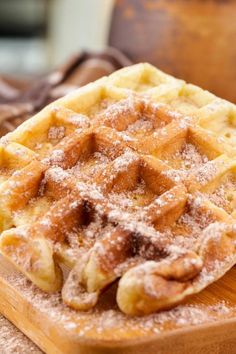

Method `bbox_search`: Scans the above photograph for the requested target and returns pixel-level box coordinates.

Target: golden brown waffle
[0,63,236,316]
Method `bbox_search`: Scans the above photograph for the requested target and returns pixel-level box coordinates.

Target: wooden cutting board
[0,255,236,354]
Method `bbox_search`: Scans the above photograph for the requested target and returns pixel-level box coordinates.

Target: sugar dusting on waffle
[0,63,235,320]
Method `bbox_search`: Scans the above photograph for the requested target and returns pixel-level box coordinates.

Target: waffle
[0,63,236,316]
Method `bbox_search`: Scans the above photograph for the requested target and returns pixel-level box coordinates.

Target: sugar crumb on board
[4,272,236,341]
[0,315,42,354]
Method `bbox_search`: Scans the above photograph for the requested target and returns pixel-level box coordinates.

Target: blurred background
[0,0,236,351]
[0,0,235,100]
[0,0,114,76]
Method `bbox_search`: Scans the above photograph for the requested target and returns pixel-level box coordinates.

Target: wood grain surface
[1,255,236,354]
[0,315,42,353]
[109,0,236,103]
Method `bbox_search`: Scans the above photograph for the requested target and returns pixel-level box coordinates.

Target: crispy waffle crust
[0,63,236,316]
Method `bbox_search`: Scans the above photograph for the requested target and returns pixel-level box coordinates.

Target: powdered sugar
[113,150,139,172]
[2,271,236,343]
[196,167,217,187]
[0,315,42,353]
[66,114,90,128]
[170,143,209,171]
[127,118,154,134]
[200,177,236,214]
[48,126,65,140]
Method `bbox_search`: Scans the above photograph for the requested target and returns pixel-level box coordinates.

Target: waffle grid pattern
[0,63,236,315]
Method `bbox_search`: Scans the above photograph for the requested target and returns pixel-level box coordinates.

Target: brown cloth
[0,47,132,137]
